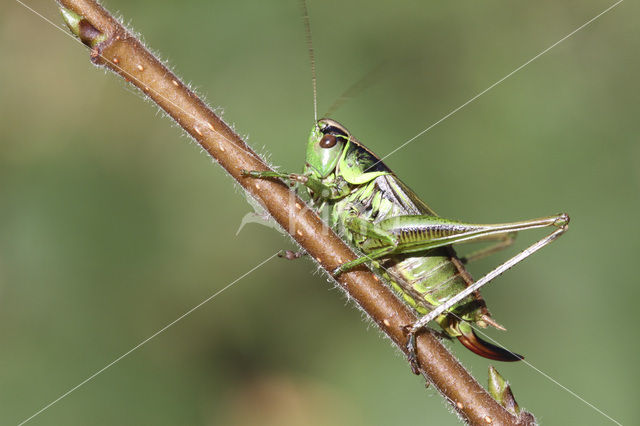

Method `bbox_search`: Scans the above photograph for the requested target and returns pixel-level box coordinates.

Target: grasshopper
[244,118,568,373]
[243,0,568,373]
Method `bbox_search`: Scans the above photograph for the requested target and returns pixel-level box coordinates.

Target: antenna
[299,0,318,121]
[324,61,386,118]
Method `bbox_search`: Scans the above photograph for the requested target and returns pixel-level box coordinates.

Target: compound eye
[319,134,337,149]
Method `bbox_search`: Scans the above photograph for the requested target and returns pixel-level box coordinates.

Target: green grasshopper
[244,118,569,373]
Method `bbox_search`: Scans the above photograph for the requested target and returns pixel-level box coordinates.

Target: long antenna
[299,0,318,121]
[324,61,386,118]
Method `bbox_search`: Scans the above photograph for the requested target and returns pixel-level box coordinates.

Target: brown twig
[56,1,535,424]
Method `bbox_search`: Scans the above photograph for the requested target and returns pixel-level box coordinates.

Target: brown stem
[56,1,535,424]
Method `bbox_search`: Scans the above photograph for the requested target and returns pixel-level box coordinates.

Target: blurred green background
[1,0,637,424]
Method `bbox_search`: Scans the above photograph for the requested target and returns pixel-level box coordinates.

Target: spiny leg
[242,170,348,200]
[332,215,467,275]
[339,212,567,371]
[242,170,307,186]
[332,245,396,275]
[334,213,567,275]
[405,213,569,373]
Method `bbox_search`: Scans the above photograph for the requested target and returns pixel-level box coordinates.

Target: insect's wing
[346,134,438,216]
[380,175,438,216]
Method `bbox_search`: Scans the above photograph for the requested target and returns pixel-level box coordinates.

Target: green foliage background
[1,1,637,424]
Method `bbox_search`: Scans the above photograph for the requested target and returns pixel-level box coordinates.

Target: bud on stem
[60,7,107,47]
[488,365,521,416]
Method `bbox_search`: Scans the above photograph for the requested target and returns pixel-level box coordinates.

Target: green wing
[345,132,438,217]
[379,175,438,216]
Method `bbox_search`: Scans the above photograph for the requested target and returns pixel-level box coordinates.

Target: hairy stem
[56,1,535,423]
